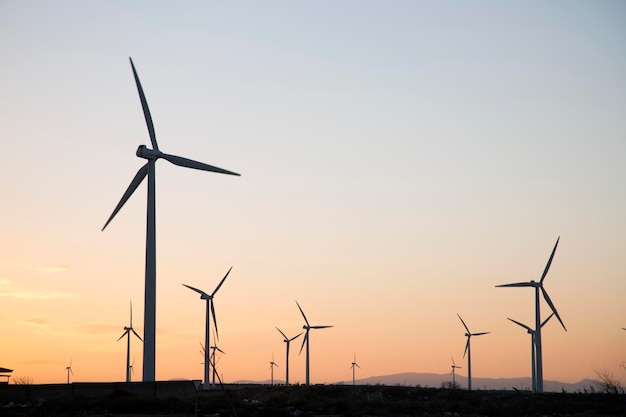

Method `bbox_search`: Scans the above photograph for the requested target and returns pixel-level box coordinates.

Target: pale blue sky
[1,1,625,384]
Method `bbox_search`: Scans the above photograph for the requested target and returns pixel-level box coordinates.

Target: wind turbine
[269,353,279,385]
[210,344,225,389]
[496,237,567,393]
[182,266,232,390]
[117,301,143,383]
[102,58,240,382]
[276,327,302,386]
[450,357,462,388]
[507,313,554,393]
[296,301,333,386]
[65,359,73,384]
[457,314,489,391]
[129,358,136,382]
[350,354,360,386]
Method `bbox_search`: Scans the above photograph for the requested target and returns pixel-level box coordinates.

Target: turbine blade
[289,332,303,342]
[541,287,567,331]
[216,347,225,354]
[211,301,219,340]
[212,266,232,296]
[457,314,470,333]
[540,236,560,283]
[161,153,240,176]
[129,57,158,151]
[299,330,308,355]
[472,332,490,336]
[311,325,333,329]
[276,326,288,340]
[182,283,208,297]
[495,282,533,288]
[131,328,143,342]
[102,163,149,231]
[129,300,133,327]
[296,301,310,326]
[463,338,469,358]
[116,330,128,342]
[541,312,555,328]
[507,317,533,332]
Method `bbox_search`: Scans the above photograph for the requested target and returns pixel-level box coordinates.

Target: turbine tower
[65,359,73,384]
[496,237,567,393]
[276,327,302,386]
[457,314,489,391]
[296,301,333,386]
[182,267,232,390]
[507,313,554,393]
[117,301,143,383]
[102,58,240,382]
[450,356,462,388]
[350,354,360,386]
[269,353,279,385]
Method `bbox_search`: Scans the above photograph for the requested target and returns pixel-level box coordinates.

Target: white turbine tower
[496,237,567,393]
[350,354,360,386]
[182,266,232,390]
[117,301,143,383]
[276,327,302,386]
[450,357,462,388]
[65,359,73,384]
[507,313,554,393]
[269,353,279,385]
[457,314,489,391]
[296,301,333,386]
[102,58,240,382]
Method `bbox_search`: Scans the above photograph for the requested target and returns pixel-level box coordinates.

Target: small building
[0,367,13,384]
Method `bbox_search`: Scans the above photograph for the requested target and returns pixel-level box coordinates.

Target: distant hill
[349,372,598,393]
[234,373,598,393]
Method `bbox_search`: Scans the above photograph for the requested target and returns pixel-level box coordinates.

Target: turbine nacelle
[136,144,160,160]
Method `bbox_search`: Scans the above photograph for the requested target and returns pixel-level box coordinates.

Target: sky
[1,1,625,386]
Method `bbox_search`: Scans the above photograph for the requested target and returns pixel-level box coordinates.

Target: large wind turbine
[117,301,143,383]
[507,313,554,393]
[276,327,302,386]
[296,301,333,386]
[496,237,567,393]
[65,360,73,384]
[102,58,240,382]
[210,344,225,389]
[350,354,360,386]
[457,314,489,391]
[182,266,232,390]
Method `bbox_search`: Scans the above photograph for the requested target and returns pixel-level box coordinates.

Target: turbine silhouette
[65,359,74,384]
[496,237,566,393]
[117,301,143,383]
[450,356,462,388]
[350,354,361,386]
[210,344,225,388]
[296,301,333,386]
[269,353,279,385]
[182,267,232,390]
[276,327,302,386]
[457,314,489,391]
[507,313,554,393]
[102,58,240,381]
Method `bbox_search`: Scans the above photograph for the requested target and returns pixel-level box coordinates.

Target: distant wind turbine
[507,313,554,393]
[65,359,74,384]
[350,354,361,386]
[210,344,225,389]
[450,357,462,388]
[129,358,136,382]
[496,237,567,393]
[117,301,143,383]
[102,58,240,382]
[276,327,302,386]
[182,267,232,390]
[457,314,489,391]
[296,301,333,386]
[269,353,279,385]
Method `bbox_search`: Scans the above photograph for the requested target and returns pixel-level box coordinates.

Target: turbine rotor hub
[136,144,160,160]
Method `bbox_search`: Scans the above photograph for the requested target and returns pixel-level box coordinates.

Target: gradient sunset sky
[1,1,625,386]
